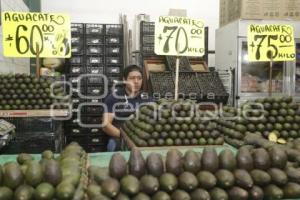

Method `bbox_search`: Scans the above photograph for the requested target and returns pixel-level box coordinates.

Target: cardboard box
[219,0,300,27]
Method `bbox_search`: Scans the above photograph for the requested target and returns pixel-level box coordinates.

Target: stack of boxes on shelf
[64,23,124,152]
[140,21,155,57]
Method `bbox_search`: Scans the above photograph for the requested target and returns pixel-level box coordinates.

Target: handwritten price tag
[2,11,71,58]
[154,16,205,57]
[247,24,295,62]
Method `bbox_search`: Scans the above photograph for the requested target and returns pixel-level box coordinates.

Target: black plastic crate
[106,66,122,74]
[86,56,104,65]
[166,56,193,72]
[176,72,202,97]
[105,36,122,45]
[85,24,104,35]
[85,36,105,45]
[86,45,104,55]
[81,116,103,125]
[66,134,89,144]
[88,134,108,145]
[149,72,175,97]
[71,36,84,45]
[141,45,155,55]
[84,86,105,96]
[105,46,122,55]
[106,56,122,65]
[71,45,84,55]
[71,98,85,108]
[140,21,155,35]
[107,76,121,85]
[71,87,85,98]
[196,72,229,104]
[68,66,85,75]
[84,76,104,85]
[86,66,104,74]
[86,144,107,152]
[83,105,104,115]
[105,24,123,35]
[67,76,80,86]
[65,125,105,135]
[71,23,84,35]
[70,56,84,65]
[142,35,154,45]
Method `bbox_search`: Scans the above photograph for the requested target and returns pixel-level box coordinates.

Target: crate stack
[140,21,155,57]
[64,23,124,152]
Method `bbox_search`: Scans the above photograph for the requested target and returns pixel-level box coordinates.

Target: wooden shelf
[0,110,70,118]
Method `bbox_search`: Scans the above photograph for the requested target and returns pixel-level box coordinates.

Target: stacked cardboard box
[219,0,300,27]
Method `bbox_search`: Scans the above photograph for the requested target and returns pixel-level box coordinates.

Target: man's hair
[123,65,142,79]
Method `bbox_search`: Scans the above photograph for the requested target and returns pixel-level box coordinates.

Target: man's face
[124,71,143,93]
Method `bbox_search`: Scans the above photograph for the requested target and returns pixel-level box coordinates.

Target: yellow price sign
[154,16,205,57]
[2,11,71,58]
[247,24,295,62]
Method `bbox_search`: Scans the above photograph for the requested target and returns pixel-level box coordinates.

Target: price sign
[154,16,204,57]
[247,24,295,62]
[2,11,71,58]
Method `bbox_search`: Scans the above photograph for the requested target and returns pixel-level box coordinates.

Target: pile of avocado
[122,99,224,147]
[0,74,68,110]
[86,147,300,200]
[218,96,300,148]
[0,142,88,200]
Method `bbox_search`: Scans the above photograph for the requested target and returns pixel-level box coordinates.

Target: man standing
[103,65,152,151]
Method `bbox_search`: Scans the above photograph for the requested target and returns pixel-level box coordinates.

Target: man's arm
[102,112,120,138]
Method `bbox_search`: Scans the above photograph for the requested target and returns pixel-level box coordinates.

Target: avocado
[197,171,217,189]
[252,148,271,170]
[0,187,13,200]
[3,162,24,189]
[132,193,151,200]
[171,189,191,200]
[93,167,110,185]
[178,172,198,191]
[14,185,34,200]
[234,169,253,189]
[159,173,178,192]
[34,182,55,200]
[17,153,34,165]
[43,159,62,186]
[250,169,271,186]
[219,149,236,171]
[41,150,54,160]
[264,184,283,200]
[86,184,102,199]
[268,168,288,186]
[152,191,171,200]
[72,187,85,200]
[209,187,228,200]
[249,186,264,200]
[101,178,120,198]
[115,193,130,200]
[120,175,140,196]
[285,167,300,183]
[237,147,253,171]
[202,147,219,173]
[283,182,300,198]
[25,160,43,187]
[183,150,201,174]
[91,195,112,200]
[269,147,287,169]
[146,153,164,177]
[166,149,183,175]
[215,169,235,189]
[109,153,127,179]
[140,175,159,195]
[228,186,249,200]
[129,148,146,178]
[56,181,76,200]
[190,188,210,200]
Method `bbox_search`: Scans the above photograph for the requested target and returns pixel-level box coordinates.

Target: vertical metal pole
[175,57,180,101]
[36,43,40,78]
[269,58,273,96]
